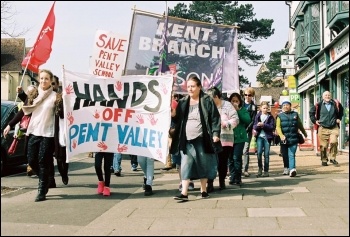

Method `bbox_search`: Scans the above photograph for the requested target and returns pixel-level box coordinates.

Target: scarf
[22,86,53,115]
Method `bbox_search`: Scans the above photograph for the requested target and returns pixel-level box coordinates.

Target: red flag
[21,2,56,73]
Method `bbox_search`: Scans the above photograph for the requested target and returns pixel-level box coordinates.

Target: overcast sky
[5,1,289,87]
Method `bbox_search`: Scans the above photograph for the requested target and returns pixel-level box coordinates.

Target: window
[304,3,320,57]
[327,1,349,34]
[327,1,348,21]
[296,22,305,58]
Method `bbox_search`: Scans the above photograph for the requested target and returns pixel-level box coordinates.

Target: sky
[5,1,289,87]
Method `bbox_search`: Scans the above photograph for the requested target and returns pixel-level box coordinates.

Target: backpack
[313,99,340,131]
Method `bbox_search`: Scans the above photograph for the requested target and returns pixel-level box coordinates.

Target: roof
[1,38,26,72]
[256,62,268,76]
[252,86,284,104]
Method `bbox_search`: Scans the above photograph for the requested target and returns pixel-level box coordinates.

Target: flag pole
[14,55,32,103]
[232,22,240,92]
[158,1,168,76]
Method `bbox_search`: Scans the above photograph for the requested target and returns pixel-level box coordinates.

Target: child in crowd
[253,101,275,177]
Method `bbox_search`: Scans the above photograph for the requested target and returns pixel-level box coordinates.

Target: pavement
[1,146,349,236]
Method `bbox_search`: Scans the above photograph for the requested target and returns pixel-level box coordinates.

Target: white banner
[89,30,128,80]
[62,69,173,164]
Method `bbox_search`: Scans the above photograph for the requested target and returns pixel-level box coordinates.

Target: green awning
[328,54,349,74]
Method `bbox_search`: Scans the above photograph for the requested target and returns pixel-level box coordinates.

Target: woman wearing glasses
[242,88,257,177]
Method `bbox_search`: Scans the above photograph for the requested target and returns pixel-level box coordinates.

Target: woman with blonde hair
[242,87,257,177]
[22,69,57,202]
[253,101,275,177]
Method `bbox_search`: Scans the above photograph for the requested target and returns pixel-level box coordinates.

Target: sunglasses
[244,94,252,97]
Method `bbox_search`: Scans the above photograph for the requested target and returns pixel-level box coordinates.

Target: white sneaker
[283,168,289,175]
[289,168,297,177]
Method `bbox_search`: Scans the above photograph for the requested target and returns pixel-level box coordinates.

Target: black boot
[62,174,69,185]
[36,166,49,199]
[144,185,153,196]
[207,179,214,193]
[142,177,147,190]
[219,179,226,190]
[35,181,46,202]
[58,161,69,185]
[48,177,56,188]
[35,190,46,202]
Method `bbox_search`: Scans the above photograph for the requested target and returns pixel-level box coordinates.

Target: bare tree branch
[1,1,29,37]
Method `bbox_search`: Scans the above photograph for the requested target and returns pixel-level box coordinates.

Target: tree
[256,49,288,87]
[1,1,29,37]
[168,1,275,88]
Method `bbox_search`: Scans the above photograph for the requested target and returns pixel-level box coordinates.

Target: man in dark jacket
[309,91,344,166]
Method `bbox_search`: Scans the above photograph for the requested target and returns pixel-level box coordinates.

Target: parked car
[1,100,27,176]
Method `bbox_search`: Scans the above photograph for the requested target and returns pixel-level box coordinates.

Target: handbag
[19,115,31,132]
[297,133,305,144]
[212,140,223,154]
[249,136,257,153]
[8,138,19,155]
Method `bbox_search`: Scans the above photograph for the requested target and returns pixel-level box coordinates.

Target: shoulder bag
[297,133,305,144]
[19,115,31,132]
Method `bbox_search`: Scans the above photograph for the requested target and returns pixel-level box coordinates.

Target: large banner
[62,69,173,163]
[125,10,237,93]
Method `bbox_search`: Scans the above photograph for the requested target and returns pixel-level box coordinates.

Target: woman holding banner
[95,152,114,196]
[138,156,154,196]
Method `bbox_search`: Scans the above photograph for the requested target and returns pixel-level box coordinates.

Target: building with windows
[1,38,38,101]
[286,1,349,153]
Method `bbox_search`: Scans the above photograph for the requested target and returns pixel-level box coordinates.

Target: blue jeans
[284,144,297,170]
[112,153,122,172]
[242,132,253,172]
[228,142,245,182]
[256,136,271,172]
[137,156,154,186]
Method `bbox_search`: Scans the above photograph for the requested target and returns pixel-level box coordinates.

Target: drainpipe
[285,1,294,30]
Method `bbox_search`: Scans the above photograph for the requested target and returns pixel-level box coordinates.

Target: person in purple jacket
[253,101,276,177]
